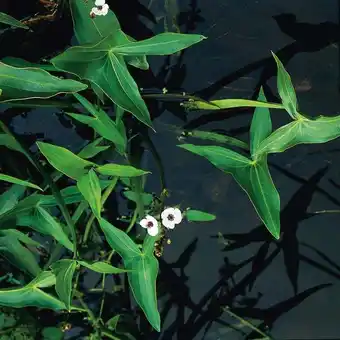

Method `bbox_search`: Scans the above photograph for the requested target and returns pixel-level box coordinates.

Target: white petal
[148,224,159,236]
[91,7,101,15]
[162,218,175,229]
[146,215,158,227]
[161,207,175,220]
[101,4,109,15]
[139,218,149,229]
[95,0,106,6]
[172,208,182,224]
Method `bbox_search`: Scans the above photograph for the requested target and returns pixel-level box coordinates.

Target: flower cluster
[90,0,109,17]
[140,207,182,236]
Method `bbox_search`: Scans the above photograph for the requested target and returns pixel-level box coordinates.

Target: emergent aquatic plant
[0,0,336,337]
[179,52,340,239]
[0,0,216,336]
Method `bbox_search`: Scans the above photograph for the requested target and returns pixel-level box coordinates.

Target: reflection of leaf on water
[216,166,331,294]
[233,283,331,337]
[301,242,340,274]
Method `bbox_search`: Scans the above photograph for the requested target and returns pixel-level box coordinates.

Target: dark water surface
[1,0,340,339]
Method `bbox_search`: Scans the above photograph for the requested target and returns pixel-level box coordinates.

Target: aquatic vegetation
[0,0,214,337]
[0,0,338,339]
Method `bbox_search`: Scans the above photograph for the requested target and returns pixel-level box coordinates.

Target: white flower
[161,207,182,229]
[90,1,109,17]
[139,215,159,236]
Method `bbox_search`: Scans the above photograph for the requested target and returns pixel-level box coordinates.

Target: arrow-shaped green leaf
[78,260,129,274]
[77,169,102,219]
[51,35,153,128]
[0,173,43,191]
[16,206,74,252]
[51,259,77,311]
[37,142,94,180]
[271,52,299,119]
[0,62,87,102]
[96,163,149,177]
[255,114,340,156]
[0,12,28,29]
[112,32,206,56]
[0,229,41,277]
[69,94,126,150]
[99,218,160,331]
[250,87,272,158]
[178,144,281,239]
[0,275,67,310]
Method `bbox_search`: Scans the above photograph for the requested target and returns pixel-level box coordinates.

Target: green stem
[98,250,115,321]
[82,177,118,244]
[101,331,121,340]
[75,290,121,340]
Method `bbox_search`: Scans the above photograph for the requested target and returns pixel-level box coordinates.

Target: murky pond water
[1,0,340,339]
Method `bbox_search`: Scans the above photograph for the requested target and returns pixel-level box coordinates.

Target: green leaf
[51,34,153,128]
[0,133,23,153]
[106,315,120,331]
[0,122,38,169]
[0,12,28,29]
[96,163,150,177]
[16,206,74,252]
[120,177,132,187]
[256,115,340,156]
[41,327,64,340]
[125,253,160,331]
[271,52,298,119]
[250,87,272,157]
[99,218,140,259]
[77,169,102,218]
[77,137,110,159]
[69,0,120,45]
[185,209,216,222]
[0,173,43,191]
[0,230,41,277]
[51,259,77,310]
[30,271,56,288]
[178,144,280,239]
[2,57,58,72]
[182,98,285,111]
[6,229,40,247]
[143,234,158,257]
[0,276,67,310]
[112,32,206,55]
[98,218,160,331]
[124,34,149,70]
[40,180,112,207]
[69,0,148,71]
[0,62,87,102]
[37,142,94,180]
[69,93,126,150]
[0,195,41,225]
[185,129,249,150]
[123,190,154,206]
[0,184,26,215]
[77,260,129,274]
[179,144,251,168]
[115,105,128,155]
